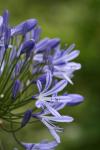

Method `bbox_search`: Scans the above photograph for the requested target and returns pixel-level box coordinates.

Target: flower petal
[35,38,49,53]
[45,116,74,123]
[49,129,60,143]
[65,43,76,54]
[48,38,60,49]
[67,94,84,106]
[12,80,21,99]
[11,19,37,36]
[21,109,32,127]
[44,80,68,96]
[42,118,60,143]
[37,80,42,93]
[42,71,52,93]
[44,102,61,117]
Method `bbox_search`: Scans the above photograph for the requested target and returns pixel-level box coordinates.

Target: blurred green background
[0,0,100,149]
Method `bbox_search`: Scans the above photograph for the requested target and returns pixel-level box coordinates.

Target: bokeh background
[0,0,100,149]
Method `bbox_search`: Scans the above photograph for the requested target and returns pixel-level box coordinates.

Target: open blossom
[31,71,83,143]
[0,10,84,150]
[33,41,81,84]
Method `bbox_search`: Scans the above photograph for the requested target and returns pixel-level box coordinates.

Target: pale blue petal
[44,102,61,117]
[49,129,60,143]
[64,50,80,61]
[67,94,84,106]
[45,96,72,103]
[62,73,73,84]
[45,116,74,123]
[35,38,49,53]
[42,71,52,93]
[33,54,43,62]
[43,80,68,96]
[0,16,3,27]
[64,62,81,70]
[37,80,42,93]
[54,50,80,64]
[42,118,60,143]
[65,43,75,54]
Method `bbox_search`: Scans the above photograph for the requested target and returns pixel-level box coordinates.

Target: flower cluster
[0,10,84,150]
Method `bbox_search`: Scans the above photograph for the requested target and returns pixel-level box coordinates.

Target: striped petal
[49,129,60,143]
[54,50,80,64]
[42,118,60,143]
[65,43,75,54]
[44,102,61,117]
[44,80,68,96]
[35,38,49,53]
[11,19,37,36]
[42,71,52,93]
[45,116,74,123]
[67,94,84,106]
[37,80,42,93]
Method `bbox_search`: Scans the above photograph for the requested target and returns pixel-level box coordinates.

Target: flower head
[0,10,84,150]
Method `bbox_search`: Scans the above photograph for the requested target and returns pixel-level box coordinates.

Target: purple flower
[34,112,73,143]
[33,43,81,84]
[32,71,81,143]
[21,109,32,127]
[11,19,37,36]
[35,71,68,109]
[12,80,21,99]
[20,39,35,58]
[0,10,84,150]
[2,10,9,30]
[46,44,81,84]
[0,10,11,49]
[35,71,83,110]
[32,26,41,42]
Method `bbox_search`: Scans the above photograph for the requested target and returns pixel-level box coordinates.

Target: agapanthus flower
[31,71,83,143]
[0,10,84,150]
[33,41,81,84]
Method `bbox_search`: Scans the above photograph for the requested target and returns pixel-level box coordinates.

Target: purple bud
[20,39,35,55]
[21,109,32,127]
[14,61,23,77]
[4,27,11,49]
[12,80,21,99]
[32,26,41,42]
[35,38,49,53]
[48,38,60,49]
[2,10,9,30]
[0,16,3,36]
[11,19,37,36]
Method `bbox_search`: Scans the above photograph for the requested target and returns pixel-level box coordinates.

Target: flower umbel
[0,10,84,150]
